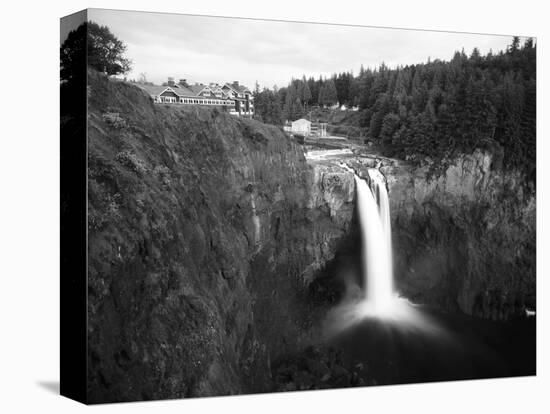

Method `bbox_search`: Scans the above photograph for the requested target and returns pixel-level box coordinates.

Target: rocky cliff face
[83,72,533,403]
[85,72,355,403]
[346,150,535,319]
[302,163,355,285]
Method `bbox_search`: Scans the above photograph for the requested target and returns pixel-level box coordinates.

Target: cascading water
[354,170,394,311]
[324,163,440,335]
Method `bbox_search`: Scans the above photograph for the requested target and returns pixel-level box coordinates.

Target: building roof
[138,84,200,98]
[236,85,251,94]
[223,83,251,95]
[138,81,251,100]
[138,84,169,96]
[188,84,208,95]
[292,118,311,125]
[176,86,200,97]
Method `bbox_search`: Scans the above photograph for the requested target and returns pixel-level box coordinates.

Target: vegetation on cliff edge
[254,37,536,183]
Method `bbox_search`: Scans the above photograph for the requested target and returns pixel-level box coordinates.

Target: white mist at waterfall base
[323,167,443,338]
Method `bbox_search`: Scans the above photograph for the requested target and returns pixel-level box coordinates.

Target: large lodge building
[139,78,254,117]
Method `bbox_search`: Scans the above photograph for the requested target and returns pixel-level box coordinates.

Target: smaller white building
[291,118,311,136]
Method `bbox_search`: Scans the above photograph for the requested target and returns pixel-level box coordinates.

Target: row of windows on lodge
[158,96,236,105]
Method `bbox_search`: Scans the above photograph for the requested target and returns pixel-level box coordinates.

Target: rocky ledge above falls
[308,162,355,224]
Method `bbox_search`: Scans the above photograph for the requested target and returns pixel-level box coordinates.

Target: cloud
[88,9,519,89]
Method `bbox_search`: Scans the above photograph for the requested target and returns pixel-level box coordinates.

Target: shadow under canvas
[36,381,60,395]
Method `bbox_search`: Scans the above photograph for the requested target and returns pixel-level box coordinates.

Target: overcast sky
[84,9,522,89]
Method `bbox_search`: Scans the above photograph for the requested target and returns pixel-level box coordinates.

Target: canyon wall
[84,72,354,403]
[83,72,533,403]
[347,150,535,319]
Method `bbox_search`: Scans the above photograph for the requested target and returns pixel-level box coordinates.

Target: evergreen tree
[283,83,296,120]
[247,37,535,184]
[380,113,400,144]
[302,76,312,106]
[323,79,338,107]
[369,94,390,139]
[509,36,521,53]
[318,85,326,107]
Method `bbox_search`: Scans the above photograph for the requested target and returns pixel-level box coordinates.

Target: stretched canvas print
[60,8,536,404]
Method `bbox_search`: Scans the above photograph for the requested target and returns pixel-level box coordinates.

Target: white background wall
[0,0,548,413]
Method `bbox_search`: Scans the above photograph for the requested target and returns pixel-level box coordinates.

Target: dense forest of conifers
[253,37,536,182]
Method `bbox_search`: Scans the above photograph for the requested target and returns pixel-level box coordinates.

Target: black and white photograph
[58,7,537,404]
[3,1,549,412]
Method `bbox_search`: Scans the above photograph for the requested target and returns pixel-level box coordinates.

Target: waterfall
[323,164,439,335]
[354,170,393,311]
